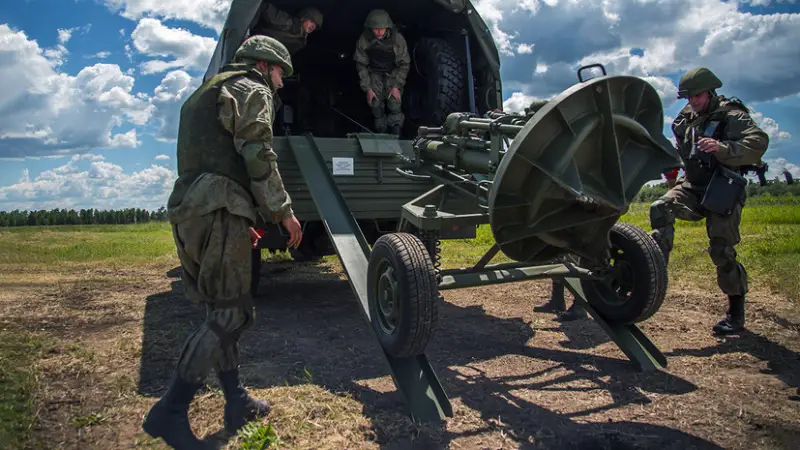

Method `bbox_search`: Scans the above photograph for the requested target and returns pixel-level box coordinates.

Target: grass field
[0,197,798,449]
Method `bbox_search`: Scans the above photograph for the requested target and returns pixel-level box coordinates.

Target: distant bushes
[0,207,168,227]
[634,181,800,203]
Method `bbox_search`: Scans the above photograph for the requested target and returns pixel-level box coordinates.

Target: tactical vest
[171,68,267,206]
[365,32,396,73]
[674,97,747,188]
[254,23,307,55]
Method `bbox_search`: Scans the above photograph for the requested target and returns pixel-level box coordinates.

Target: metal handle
[577,63,607,82]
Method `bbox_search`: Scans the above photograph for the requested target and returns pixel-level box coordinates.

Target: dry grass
[0,205,798,449]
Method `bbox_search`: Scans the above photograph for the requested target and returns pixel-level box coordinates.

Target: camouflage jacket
[167,67,293,225]
[671,96,769,187]
[253,4,308,55]
[354,29,410,91]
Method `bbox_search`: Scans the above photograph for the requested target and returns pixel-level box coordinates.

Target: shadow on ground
[135,259,792,449]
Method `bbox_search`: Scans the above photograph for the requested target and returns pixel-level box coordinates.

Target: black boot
[142,376,214,449]
[535,280,567,313]
[388,124,401,136]
[556,303,588,322]
[218,368,271,434]
[713,295,745,334]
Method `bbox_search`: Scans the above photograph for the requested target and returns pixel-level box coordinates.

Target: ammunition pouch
[701,165,746,216]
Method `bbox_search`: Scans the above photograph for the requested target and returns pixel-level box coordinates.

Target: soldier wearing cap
[142,35,302,449]
[649,67,769,335]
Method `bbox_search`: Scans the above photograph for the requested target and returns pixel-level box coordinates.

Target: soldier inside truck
[243,1,495,140]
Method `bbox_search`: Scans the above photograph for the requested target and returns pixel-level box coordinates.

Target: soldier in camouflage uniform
[142,35,303,449]
[354,9,410,136]
[649,68,769,335]
[251,4,323,55]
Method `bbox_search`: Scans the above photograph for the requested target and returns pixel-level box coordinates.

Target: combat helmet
[299,7,323,28]
[233,35,293,77]
[364,9,393,29]
[677,67,722,99]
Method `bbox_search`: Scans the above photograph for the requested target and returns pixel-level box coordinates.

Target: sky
[0,0,798,212]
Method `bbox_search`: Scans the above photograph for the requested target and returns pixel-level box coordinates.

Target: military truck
[204,0,504,290]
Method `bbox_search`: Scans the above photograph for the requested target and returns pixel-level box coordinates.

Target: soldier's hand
[389,87,401,102]
[281,215,303,249]
[367,89,376,105]
[248,227,262,248]
[697,137,720,153]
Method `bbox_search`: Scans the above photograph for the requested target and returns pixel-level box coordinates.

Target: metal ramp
[287,134,453,423]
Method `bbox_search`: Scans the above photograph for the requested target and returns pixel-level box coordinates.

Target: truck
[204,0,502,286]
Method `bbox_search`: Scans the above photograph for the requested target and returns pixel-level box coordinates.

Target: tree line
[0,207,168,227]
[634,178,800,203]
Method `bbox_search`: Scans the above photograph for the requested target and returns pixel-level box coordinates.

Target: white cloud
[103,0,231,32]
[750,111,792,142]
[87,51,112,59]
[130,18,217,74]
[0,25,154,159]
[477,0,800,103]
[154,154,169,160]
[0,154,176,211]
[148,70,201,141]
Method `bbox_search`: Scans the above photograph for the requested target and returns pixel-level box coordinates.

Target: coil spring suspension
[418,229,442,282]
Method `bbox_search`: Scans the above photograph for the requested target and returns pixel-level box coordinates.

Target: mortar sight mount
[367,65,682,370]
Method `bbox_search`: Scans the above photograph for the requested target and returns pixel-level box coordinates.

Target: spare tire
[404,37,468,129]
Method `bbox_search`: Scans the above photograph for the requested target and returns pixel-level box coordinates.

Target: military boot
[556,303,588,322]
[534,280,566,313]
[713,295,745,334]
[142,376,214,450]
[388,124,401,136]
[218,368,271,434]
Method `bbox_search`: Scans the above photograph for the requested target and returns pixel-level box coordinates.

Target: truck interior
[232,0,501,139]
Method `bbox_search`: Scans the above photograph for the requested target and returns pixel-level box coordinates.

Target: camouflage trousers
[171,207,255,384]
[368,72,403,133]
[649,182,748,296]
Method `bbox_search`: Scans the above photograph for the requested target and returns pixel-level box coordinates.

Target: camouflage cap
[299,7,323,28]
[233,35,293,77]
[677,67,722,99]
[364,9,393,28]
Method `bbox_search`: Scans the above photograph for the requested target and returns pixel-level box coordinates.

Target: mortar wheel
[580,223,667,325]
[367,233,439,358]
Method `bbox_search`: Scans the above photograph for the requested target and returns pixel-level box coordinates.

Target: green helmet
[364,9,393,28]
[677,67,722,99]
[299,7,323,28]
[233,35,293,77]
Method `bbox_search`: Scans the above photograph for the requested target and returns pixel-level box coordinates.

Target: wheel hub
[376,262,400,334]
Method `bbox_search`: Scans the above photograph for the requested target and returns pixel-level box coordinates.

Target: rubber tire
[367,233,439,358]
[408,37,467,126]
[580,223,667,325]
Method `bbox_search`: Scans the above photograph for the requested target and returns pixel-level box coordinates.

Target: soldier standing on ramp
[354,9,410,136]
[142,35,303,449]
[251,4,323,56]
[648,67,768,335]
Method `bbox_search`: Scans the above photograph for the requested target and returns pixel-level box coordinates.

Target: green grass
[0,332,44,450]
[0,222,175,267]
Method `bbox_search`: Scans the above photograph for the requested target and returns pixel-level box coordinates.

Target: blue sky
[0,0,798,211]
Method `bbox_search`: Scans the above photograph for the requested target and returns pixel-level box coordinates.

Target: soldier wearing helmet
[252,3,323,55]
[354,9,410,136]
[142,35,302,449]
[649,67,769,335]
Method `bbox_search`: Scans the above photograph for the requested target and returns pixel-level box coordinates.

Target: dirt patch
[1,258,798,449]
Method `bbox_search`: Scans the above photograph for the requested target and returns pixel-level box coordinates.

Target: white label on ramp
[332,157,354,176]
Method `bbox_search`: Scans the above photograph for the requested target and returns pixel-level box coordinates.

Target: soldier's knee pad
[708,238,736,268]
[387,98,402,113]
[649,199,674,229]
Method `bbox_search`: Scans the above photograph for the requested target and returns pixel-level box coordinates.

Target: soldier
[251,4,323,55]
[649,67,769,335]
[354,9,410,136]
[142,35,303,449]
